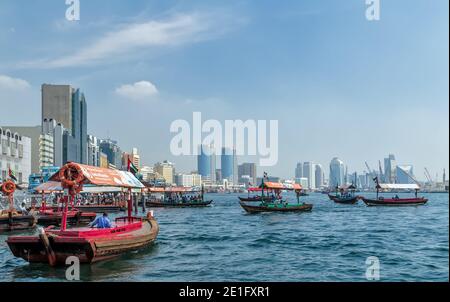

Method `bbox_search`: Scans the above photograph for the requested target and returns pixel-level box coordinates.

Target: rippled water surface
[0,192,448,281]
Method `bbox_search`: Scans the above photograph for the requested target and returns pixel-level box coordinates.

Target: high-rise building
[154,161,175,184]
[221,147,238,184]
[303,162,315,189]
[315,164,325,188]
[41,84,87,164]
[0,127,32,184]
[99,139,122,168]
[329,157,345,188]
[295,162,303,179]
[238,163,257,185]
[197,144,216,183]
[87,135,100,167]
[384,154,397,184]
[396,165,415,184]
[42,119,64,167]
[131,148,140,169]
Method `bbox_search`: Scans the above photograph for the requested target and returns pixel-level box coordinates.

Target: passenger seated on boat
[89,213,112,229]
[394,195,400,200]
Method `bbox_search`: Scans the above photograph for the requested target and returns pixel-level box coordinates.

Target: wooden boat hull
[362,198,428,207]
[0,214,36,233]
[239,202,313,213]
[37,211,96,227]
[330,196,359,204]
[6,217,159,265]
[146,200,213,208]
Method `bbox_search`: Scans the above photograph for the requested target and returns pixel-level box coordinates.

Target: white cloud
[22,12,231,69]
[115,81,159,101]
[0,75,30,90]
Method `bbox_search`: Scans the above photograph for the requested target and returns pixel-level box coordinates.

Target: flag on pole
[8,168,17,182]
[127,158,138,175]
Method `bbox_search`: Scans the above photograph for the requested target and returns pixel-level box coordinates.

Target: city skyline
[0,0,448,180]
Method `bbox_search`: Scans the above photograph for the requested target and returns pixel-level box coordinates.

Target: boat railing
[115,216,142,223]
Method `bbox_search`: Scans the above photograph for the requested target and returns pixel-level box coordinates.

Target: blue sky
[0,0,448,180]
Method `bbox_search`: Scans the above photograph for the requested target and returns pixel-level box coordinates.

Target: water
[0,192,448,281]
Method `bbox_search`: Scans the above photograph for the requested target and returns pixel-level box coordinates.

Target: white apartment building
[0,127,32,184]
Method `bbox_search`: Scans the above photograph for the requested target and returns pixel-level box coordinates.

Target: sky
[0,0,448,180]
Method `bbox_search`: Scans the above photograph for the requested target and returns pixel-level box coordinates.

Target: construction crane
[365,161,378,189]
[424,168,433,185]
[378,160,385,183]
[402,169,422,187]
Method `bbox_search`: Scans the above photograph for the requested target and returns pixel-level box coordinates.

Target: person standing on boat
[89,212,112,229]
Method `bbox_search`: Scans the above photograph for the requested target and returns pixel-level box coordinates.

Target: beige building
[99,152,108,169]
[154,161,175,184]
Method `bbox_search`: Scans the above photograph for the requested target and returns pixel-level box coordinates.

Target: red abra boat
[0,180,36,232]
[7,163,159,266]
[361,181,428,207]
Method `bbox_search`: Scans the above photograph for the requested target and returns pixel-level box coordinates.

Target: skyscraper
[197,144,216,183]
[221,147,234,181]
[315,164,324,188]
[99,139,122,168]
[329,157,345,188]
[295,162,303,178]
[41,84,87,164]
[384,154,397,184]
[303,162,315,189]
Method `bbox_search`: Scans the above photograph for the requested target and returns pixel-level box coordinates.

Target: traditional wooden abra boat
[7,163,159,266]
[239,180,313,214]
[145,186,213,208]
[238,187,275,202]
[329,185,359,205]
[0,181,36,233]
[361,181,428,207]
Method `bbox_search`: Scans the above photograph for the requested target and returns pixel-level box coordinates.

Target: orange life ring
[59,163,84,188]
[1,181,16,195]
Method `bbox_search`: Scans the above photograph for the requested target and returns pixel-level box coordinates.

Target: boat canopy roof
[248,187,263,192]
[144,187,200,193]
[35,181,137,193]
[261,182,302,190]
[50,163,144,188]
[377,183,420,190]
